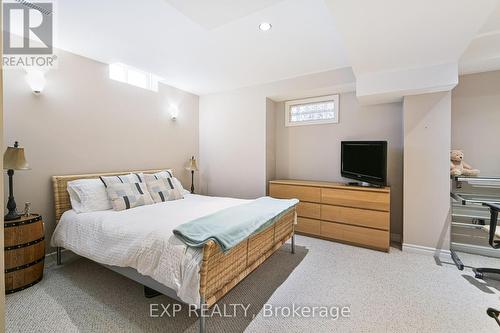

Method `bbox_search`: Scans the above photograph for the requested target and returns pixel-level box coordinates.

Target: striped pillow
[100,173,144,187]
[143,169,173,183]
[106,182,153,211]
[146,177,184,203]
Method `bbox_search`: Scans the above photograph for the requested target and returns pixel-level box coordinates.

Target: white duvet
[51,194,249,305]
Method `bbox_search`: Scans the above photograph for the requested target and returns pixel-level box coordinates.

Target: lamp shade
[4,142,30,170]
[186,156,198,172]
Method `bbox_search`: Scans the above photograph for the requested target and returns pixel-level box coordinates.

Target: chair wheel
[475,272,484,279]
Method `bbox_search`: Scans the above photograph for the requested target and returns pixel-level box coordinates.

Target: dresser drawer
[321,188,390,211]
[296,202,321,219]
[270,184,321,202]
[321,205,389,230]
[321,221,389,250]
[295,217,321,236]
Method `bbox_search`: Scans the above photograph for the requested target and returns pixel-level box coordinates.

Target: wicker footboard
[199,209,296,307]
[52,170,296,310]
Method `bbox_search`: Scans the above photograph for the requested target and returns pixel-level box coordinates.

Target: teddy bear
[450,150,480,177]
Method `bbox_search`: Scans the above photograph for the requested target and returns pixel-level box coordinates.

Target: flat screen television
[341,141,387,186]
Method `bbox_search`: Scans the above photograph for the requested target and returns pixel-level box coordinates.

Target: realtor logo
[3,1,56,68]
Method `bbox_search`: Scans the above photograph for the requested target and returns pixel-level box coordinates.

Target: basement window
[109,63,160,92]
[285,94,339,127]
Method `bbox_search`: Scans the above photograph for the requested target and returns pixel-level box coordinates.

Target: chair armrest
[483,202,500,212]
[483,203,500,249]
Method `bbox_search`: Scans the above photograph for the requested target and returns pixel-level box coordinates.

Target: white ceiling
[14,0,498,98]
[460,2,500,74]
[54,0,350,95]
[324,0,500,103]
[163,0,286,30]
[325,0,498,75]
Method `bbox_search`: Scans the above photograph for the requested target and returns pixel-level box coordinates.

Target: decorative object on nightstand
[186,156,198,194]
[3,141,30,221]
[23,202,31,217]
[4,213,45,293]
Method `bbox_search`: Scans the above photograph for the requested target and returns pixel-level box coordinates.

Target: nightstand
[4,214,45,294]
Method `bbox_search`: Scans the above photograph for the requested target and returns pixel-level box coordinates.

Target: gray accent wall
[3,49,199,252]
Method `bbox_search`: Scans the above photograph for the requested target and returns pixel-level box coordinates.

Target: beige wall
[266,98,277,193]
[3,49,199,252]
[274,92,404,240]
[199,90,267,198]
[403,92,451,251]
[452,70,500,175]
[199,68,356,199]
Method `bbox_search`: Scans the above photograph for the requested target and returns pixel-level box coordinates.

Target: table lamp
[186,156,198,194]
[4,141,30,220]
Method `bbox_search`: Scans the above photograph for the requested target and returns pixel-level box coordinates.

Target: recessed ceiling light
[259,22,272,31]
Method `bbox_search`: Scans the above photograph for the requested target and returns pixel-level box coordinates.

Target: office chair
[473,202,500,279]
[487,308,500,327]
[472,203,500,328]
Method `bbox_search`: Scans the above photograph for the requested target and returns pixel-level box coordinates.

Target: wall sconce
[25,70,46,94]
[170,105,179,121]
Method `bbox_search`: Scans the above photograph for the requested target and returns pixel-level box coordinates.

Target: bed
[51,169,297,333]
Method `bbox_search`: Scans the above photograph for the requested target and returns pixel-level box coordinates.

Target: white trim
[284,94,339,127]
[109,62,160,92]
[402,243,451,259]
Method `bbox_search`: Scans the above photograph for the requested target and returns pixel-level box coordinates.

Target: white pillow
[67,179,112,213]
[172,177,190,195]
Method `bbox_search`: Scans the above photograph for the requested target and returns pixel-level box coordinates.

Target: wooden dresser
[269,180,390,251]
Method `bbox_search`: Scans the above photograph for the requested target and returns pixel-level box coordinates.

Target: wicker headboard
[52,169,164,223]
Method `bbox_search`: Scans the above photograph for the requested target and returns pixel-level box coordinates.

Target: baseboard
[402,243,451,259]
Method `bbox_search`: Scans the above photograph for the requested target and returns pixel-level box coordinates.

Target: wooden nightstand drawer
[321,221,389,250]
[321,188,390,211]
[321,205,389,230]
[270,184,320,202]
[296,202,321,219]
[295,217,321,236]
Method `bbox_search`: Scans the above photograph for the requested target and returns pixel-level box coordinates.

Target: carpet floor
[6,235,500,332]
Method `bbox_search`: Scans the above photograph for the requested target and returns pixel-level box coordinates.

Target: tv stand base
[347,182,383,188]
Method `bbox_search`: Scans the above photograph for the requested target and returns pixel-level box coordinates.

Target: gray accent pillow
[146,177,184,203]
[106,182,153,211]
[143,169,173,183]
[100,173,144,187]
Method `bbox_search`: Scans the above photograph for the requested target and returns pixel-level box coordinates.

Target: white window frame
[284,94,339,127]
[109,63,160,92]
